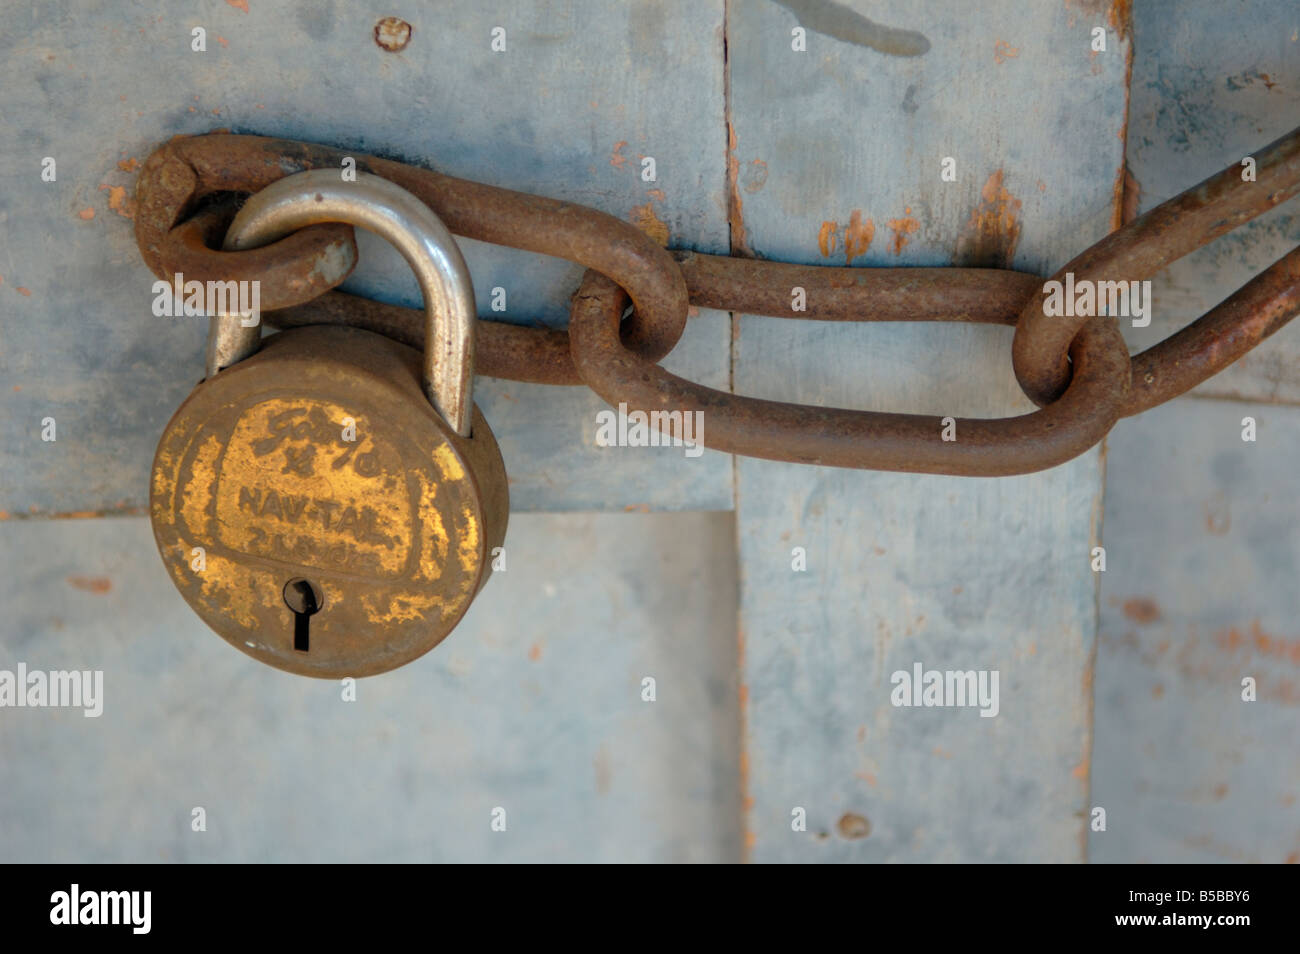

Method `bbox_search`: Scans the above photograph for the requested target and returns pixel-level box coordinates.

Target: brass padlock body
[151,324,508,678]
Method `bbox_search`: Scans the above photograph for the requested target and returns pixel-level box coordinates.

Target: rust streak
[726,123,750,256]
[955,170,1022,268]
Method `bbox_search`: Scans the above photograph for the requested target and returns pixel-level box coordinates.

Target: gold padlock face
[150,324,508,678]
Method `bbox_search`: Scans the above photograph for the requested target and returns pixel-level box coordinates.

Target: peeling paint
[373,17,412,53]
[609,140,628,169]
[817,219,838,258]
[885,208,919,255]
[98,183,136,220]
[629,203,669,245]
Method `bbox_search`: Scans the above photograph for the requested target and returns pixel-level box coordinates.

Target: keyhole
[283,579,323,653]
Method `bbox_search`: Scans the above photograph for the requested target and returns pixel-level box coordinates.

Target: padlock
[150,170,508,678]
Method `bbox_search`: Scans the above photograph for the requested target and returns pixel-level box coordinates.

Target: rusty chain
[134,129,1300,476]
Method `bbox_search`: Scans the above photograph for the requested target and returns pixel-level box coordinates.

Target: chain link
[134,130,1300,475]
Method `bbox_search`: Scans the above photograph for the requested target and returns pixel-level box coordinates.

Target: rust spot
[629,202,669,245]
[527,642,542,662]
[740,158,768,194]
[646,188,665,202]
[98,184,136,220]
[67,575,112,595]
[116,157,140,173]
[836,812,871,840]
[1215,620,1300,666]
[843,209,874,264]
[1204,496,1230,535]
[1288,852,1299,864]
[1151,683,1164,698]
[885,208,919,255]
[609,140,628,170]
[622,503,650,513]
[1213,783,1229,800]
[77,207,95,220]
[217,36,228,48]
[373,17,412,53]
[817,219,838,258]
[726,123,750,256]
[993,39,1019,64]
[226,0,249,11]
[16,286,31,297]
[1122,597,1161,624]
[955,170,1022,267]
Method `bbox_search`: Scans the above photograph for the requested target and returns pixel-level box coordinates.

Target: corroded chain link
[134,129,1300,476]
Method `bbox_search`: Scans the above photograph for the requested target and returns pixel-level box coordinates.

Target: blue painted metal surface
[1092,399,1300,864]
[0,0,732,515]
[729,0,1127,861]
[0,512,741,862]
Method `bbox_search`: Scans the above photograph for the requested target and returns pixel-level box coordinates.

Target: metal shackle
[211,169,477,436]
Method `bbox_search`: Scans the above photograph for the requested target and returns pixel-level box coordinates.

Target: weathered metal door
[1,0,1296,863]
